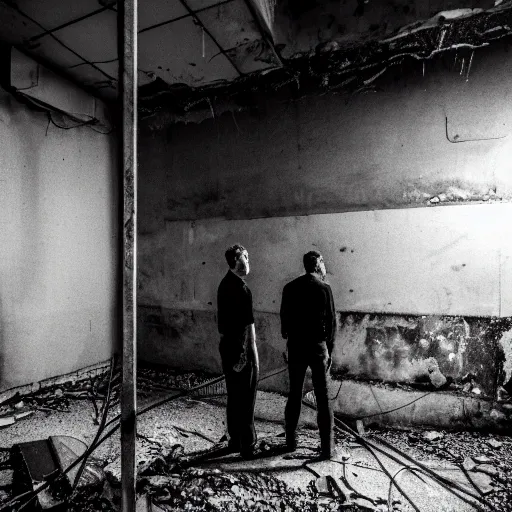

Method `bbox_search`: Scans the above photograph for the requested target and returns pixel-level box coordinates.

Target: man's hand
[233,351,247,372]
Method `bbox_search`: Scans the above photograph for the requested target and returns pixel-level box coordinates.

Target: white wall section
[0,89,118,390]
[140,203,512,318]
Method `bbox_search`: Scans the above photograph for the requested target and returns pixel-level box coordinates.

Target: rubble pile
[137,366,218,394]
[138,468,319,512]
[0,449,11,508]
[77,433,322,512]
[0,364,219,429]
[2,365,512,511]
[104,429,184,487]
[0,370,120,427]
[366,426,512,511]
[0,363,220,430]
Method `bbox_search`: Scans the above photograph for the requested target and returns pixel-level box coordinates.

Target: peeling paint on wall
[138,305,511,399]
[402,179,503,206]
[335,313,505,395]
[497,326,512,390]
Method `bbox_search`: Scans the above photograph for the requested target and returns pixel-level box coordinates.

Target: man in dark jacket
[217,244,259,458]
[280,251,336,459]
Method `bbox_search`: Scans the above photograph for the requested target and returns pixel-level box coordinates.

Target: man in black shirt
[217,244,259,458]
[280,251,336,459]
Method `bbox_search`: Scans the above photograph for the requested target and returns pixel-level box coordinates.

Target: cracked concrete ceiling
[0,0,510,107]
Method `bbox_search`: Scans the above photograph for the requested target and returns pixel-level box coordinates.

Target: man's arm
[248,323,259,371]
[233,284,258,372]
[325,285,336,356]
[280,285,289,339]
[233,323,258,372]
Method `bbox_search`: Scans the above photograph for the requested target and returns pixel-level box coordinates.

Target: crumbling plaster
[272,1,498,59]
[138,305,512,401]
[499,326,512,389]
[0,90,118,391]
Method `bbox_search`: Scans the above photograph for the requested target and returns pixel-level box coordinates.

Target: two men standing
[217,246,336,459]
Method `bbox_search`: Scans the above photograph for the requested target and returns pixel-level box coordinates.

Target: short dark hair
[225,244,246,269]
[303,250,322,273]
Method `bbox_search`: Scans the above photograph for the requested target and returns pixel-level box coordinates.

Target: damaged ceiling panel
[140,1,512,124]
[272,0,499,57]
[138,16,240,88]
[0,0,282,100]
[195,1,277,73]
[0,0,511,112]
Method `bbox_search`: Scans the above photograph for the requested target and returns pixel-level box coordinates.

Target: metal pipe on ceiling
[117,0,138,509]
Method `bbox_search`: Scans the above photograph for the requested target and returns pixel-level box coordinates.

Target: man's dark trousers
[221,349,258,455]
[285,341,333,455]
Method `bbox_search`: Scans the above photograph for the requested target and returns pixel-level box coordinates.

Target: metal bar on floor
[118,0,138,510]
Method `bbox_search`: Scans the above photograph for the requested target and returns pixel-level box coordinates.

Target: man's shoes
[318,448,337,461]
[285,433,297,452]
[240,448,257,460]
[226,439,240,453]
[285,440,297,452]
[240,441,258,460]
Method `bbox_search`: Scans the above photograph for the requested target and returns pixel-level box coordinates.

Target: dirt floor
[0,364,511,512]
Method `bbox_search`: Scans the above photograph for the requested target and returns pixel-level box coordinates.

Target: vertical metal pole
[118,0,137,511]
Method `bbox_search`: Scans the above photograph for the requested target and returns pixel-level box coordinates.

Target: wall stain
[138,306,512,400]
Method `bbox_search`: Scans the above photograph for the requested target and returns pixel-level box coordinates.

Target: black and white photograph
[0,1,511,510]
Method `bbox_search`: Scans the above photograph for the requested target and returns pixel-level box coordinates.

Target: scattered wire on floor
[360,438,421,512]
[368,432,490,509]
[1,364,496,512]
[369,384,385,415]
[300,398,493,512]
[258,366,287,382]
[71,356,117,493]
[330,380,343,401]
[357,391,432,420]
[174,425,217,444]
[387,466,427,512]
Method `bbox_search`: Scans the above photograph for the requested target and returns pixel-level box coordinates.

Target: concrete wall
[0,89,118,390]
[140,43,512,227]
[138,42,512,399]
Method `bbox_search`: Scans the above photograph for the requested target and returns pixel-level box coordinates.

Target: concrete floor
[0,385,499,512]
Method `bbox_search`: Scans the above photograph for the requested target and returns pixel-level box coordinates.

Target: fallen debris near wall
[1,366,512,511]
[0,364,222,431]
[366,426,512,511]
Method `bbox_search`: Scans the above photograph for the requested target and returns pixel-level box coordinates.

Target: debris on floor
[365,425,512,511]
[1,365,512,511]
